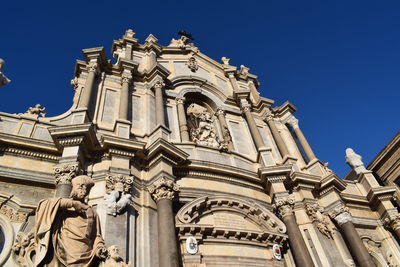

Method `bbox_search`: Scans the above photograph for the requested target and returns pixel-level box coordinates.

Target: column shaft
[243,108,265,149]
[216,110,234,151]
[155,85,165,126]
[119,80,130,120]
[283,214,315,267]
[340,221,375,267]
[176,99,189,141]
[55,184,72,198]
[157,199,179,267]
[266,118,290,159]
[78,67,97,109]
[294,127,316,162]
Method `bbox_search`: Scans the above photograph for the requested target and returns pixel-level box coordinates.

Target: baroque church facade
[0,29,399,267]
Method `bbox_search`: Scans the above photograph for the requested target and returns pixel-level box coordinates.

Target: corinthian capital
[121,72,132,85]
[263,111,274,122]
[175,97,185,105]
[273,195,295,218]
[384,214,400,231]
[153,80,165,90]
[328,204,352,226]
[286,116,299,129]
[53,163,80,185]
[148,177,179,202]
[87,62,99,73]
[241,105,251,113]
[215,107,225,117]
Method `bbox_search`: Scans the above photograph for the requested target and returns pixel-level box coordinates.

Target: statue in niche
[33,175,108,266]
[345,148,367,174]
[104,174,133,216]
[104,245,131,267]
[186,103,222,149]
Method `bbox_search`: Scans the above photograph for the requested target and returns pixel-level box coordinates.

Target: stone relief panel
[186,103,223,150]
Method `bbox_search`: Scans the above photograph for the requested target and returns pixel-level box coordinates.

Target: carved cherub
[27,104,46,117]
[104,181,132,216]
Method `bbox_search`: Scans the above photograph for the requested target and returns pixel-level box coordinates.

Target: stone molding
[305,203,336,238]
[383,214,400,231]
[328,204,353,226]
[53,163,80,185]
[148,177,179,202]
[0,147,59,162]
[272,195,295,218]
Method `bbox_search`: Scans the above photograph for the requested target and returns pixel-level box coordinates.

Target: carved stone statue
[27,104,46,117]
[187,103,222,149]
[345,148,367,174]
[104,174,133,216]
[104,245,131,267]
[305,203,336,239]
[0,58,11,87]
[33,175,107,266]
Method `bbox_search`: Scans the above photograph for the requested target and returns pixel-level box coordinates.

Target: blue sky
[1,1,399,177]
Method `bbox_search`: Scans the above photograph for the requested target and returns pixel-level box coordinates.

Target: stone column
[241,104,265,150]
[148,178,180,267]
[53,163,80,197]
[154,80,166,126]
[119,71,132,121]
[215,108,234,151]
[176,97,190,142]
[287,116,316,162]
[274,196,315,267]
[264,112,290,159]
[329,205,375,267]
[78,62,99,109]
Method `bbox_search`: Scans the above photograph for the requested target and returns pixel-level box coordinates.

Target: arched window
[0,226,4,254]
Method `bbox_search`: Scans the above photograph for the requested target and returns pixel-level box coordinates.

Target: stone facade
[0,29,399,267]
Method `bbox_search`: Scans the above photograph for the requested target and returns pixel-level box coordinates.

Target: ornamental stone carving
[186,56,198,72]
[104,174,133,216]
[273,195,295,218]
[305,203,336,239]
[148,177,179,202]
[187,103,223,149]
[12,231,36,267]
[263,111,274,122]
[121,72,132,85]
[53,163,79,185]
[328,204,352,226]
[221,57,230,65]
[0,205,28,222]
[345,148,367,174]
[70,77,79,90]
[26,104,46,117]
[384,214,400,231]
[87,62,99,73]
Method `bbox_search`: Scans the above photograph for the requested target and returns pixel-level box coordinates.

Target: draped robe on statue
[34,198,105,267]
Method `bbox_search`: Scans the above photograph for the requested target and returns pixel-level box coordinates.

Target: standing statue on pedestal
[34,175,107,267]
[0,58,11,87]
[345,148,367,174]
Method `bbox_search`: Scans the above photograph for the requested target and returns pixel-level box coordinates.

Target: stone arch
[176,195,287,243]
[0,215,14,266]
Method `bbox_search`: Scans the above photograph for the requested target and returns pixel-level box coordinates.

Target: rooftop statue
[27,104,46,117]
[0,58,11,87]
[345,148,367,174]
[34,175,107,266]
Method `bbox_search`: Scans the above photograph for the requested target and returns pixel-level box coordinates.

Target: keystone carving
[273,195,295,218]
[12,231,36,267]
[328,204,352,226]
[305,203,336,239]
[53,163,80,185]
[104,174,133,216]
[148,177,179,202]
[186,56,198,72]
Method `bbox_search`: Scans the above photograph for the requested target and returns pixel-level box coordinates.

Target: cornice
[366,186,397,209]
[0,165,54,186]
[318,173,347,196]
[273,101,297,117]
[0,132,58,153]
[48,123,100,151]
[367,131,400,171]
[146,138,188,165]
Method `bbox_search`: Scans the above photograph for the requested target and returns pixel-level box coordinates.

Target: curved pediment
[176,195,287,246]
